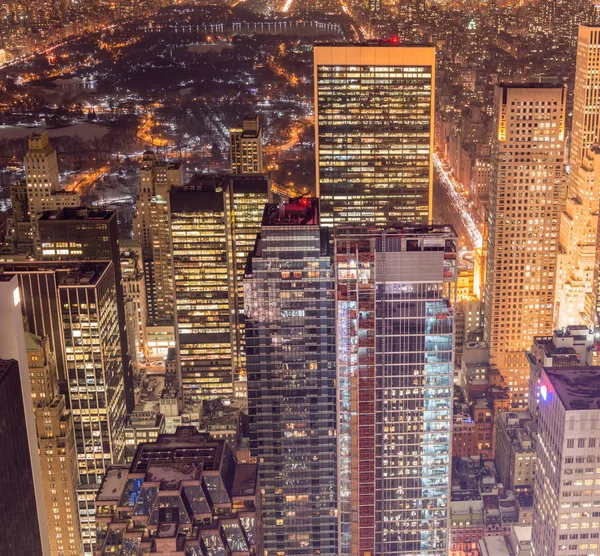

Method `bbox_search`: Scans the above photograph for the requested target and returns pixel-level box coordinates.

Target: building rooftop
[262,198,319,226]
[58,262,112,287]
[334,223,457,239]
[545,367,600,410]
[39,207,114,221]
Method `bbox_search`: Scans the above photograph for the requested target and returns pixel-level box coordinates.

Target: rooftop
[38,207,114,221]
[545,367,600,410]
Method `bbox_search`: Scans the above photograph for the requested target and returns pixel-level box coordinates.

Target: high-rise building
[484,83,565,409]
[335,225,457,556]
[133,152,183,326]
[314,42,435,228]
[557,25,600,327]
[38,207,133,411]
[170,174,270,403]
[0,274,51,556]
[58,262,126,554]
[14,133,79,246]
[230,115,264,174]
[120,239,147,366]
[27,331,82,556]
[94,427,261,555]
[244,198,337,556]
[532,367,600,555]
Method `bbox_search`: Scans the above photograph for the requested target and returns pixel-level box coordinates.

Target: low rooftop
[545,367,600,410]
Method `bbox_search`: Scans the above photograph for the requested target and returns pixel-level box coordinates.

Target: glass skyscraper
[335,225,456,556]
[244,199,338,555]
[314,43,435,228]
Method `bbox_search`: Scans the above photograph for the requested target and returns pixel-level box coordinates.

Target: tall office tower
[120,240,147,365]
[0,275,50,556]
[335,225,457,556]
[244,199,337,556]
[38,207,133,410]
[557,25,600,327]
[531,367,600,555]
[229,115,264,174]
[484,83,565,409]
[94,427,261,555]
[314,42,435,228]
[27,331,83,556]
[16,133,79,246]
[133,152,183,326]
[58,262,126,554]
[170,174,271,403]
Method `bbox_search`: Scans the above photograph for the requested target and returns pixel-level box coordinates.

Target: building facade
[245,199,338,555]
[230,115,264,174]
[532,367,600,555]
[557,25,600,327]
[28,331,83,556]
[484,83,565,409]
[170,174,270,403]
[314,43,435,227]
[335,225,457,555]
[95,427,261,555]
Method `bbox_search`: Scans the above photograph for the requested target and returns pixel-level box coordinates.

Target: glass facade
[335,226,456,556]
[315,44,435,228]
[244,200,338,555]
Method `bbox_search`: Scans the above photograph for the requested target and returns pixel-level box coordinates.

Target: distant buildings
[94,427,261,555]
[245,199,338,555]
[230,115,264,174]
[314,42,435,227]
[13,133,79,247]
[532,367,600,555]
[484,83,566,409]
[335,225,456,555]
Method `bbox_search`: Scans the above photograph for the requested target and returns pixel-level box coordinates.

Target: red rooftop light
[391,36,399,44]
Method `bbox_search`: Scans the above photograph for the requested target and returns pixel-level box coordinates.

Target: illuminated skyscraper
[484,83,565,409]
[244,199,337,556]
[314,42,435,228]
[335,225,456,556]
[557,25,600,327]
[133,152,183,326]
[27,331,82,556]
[532,367,600,555]
[229,115,264,174]
[58,262,126,554]
[38,207,133,411]
[170,174,270,403]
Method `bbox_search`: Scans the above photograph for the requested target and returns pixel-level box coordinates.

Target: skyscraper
[38,207,133,410]
[14,133,79,246]
[27,331,82,556]
[58,262,126,554]
[230,115,264,174]
[335,225,457,556]
[314,42,435,228]
[244,198,338,555]
[0,274,51,556]
[170,174,271,403]
[532,367,600,555]
[557,25,600,327]
[484,83,565,409]
[133,152,183,326]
